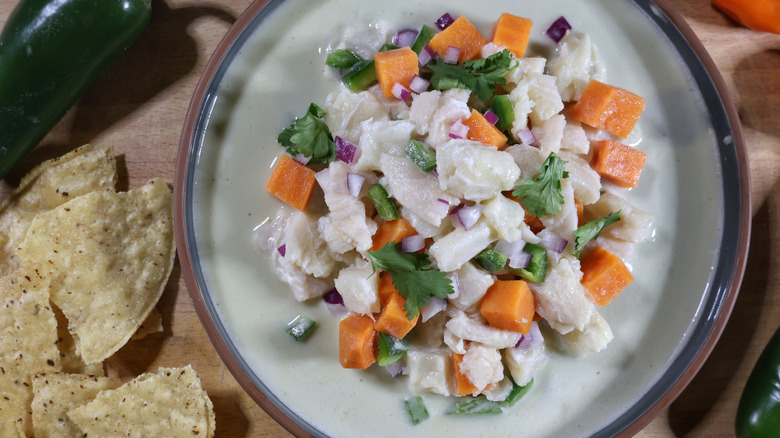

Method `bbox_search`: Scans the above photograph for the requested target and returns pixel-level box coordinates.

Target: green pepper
[736,325,780,438]
[0,0,151,179]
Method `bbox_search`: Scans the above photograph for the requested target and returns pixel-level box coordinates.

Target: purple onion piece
[277,244,286,257]
[335,136,358,164]
[346,172,366,197]
[446,272,461,299]
[383,361,404,378]
[455,204,483,230]
[495,240,529,268]
[539,229,568,254]
[509,250,532,270]
[449,118,469,139]
[391,82,411,101]
[516,321,544,349]
[517,128,537,146]
[443,46,461,64]
[420,296,447,322]
[401,234,425,253]
[546,16,572,43]
[432,198,450,217]
[409,75,430,94]
[483,109,499,126]
[418,44,434,66]
[323,288,344,305]
[292,153,311,165]
[435,12,455,30]
[393,28,419,47]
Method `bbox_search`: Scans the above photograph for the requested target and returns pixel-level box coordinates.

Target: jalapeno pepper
[735,325,780,438]
[0,0,152,179]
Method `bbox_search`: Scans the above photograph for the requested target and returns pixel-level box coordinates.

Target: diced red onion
[335,136,358,164]
[446,272,460,299]
[454,204,482,230]
[516,321,544,349]
[431,168,439,179]
[418,44,434,66]
[391,82,411,101]
[546,16,572,43]
[495,240,528,269]
[435,12,455,30]
[483,109,499,126]
[277,244,286,257]
[421,296,447,322]
[432,198,450,217]
[292,153,311,165]
[517,128,537,146]
[539,229,568,254]
[443,46,461,64]
[509,250,532,269]
[409,75,430,94]
[346,172,365,197]
[383,361,405,377]
[323,288,344,305]
[449,118,469,139]
[393,28,419,48]
[401,234,426,253]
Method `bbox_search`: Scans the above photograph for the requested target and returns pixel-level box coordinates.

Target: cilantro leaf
[367,243,453,320]
[277,103,336,164]
[512,152,569,218]
[428,49,517,100]
[572,211,622,257]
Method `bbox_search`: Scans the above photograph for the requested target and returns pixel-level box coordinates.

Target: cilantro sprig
[572,211,622,257]
[277,103,336,164]
[367,242,453,320]
[512,152,569,218]
[427,49,517,100]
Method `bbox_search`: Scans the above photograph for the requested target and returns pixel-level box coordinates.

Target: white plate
[175,0,750,436]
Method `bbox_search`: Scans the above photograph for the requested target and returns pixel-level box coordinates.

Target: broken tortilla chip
[0,145,116,276]
[17,178,175,365]
[67,365,215,438]
[0,268,62,437]
[31,373,122,438]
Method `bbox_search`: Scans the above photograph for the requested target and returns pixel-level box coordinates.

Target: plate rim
[173,0,751,436]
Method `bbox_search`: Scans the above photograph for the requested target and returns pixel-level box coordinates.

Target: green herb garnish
[572,211,622,257]
[277,103,335,164]
[511,152,569,217]
[367,243,453,320]
[428,49,517,100]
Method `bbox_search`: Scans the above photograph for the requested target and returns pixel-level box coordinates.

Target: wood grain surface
[1,1,778,436]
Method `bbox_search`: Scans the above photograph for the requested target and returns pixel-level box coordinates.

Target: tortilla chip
[130,307,164,342]
[0,268,62,436]
[31,373,122,438]
[67,365,215,438]
[1,418,25,438]
[0,145,116,276]
[52,305,104,376]
[17,178,175,365]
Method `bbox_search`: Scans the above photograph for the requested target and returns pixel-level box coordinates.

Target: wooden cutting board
[1,1,778,436]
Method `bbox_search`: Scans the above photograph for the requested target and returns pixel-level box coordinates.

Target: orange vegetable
[428,15,488,62]
[264,154,316,212]
[339,314,378,369]
[570,80,646,138]
[712,0,780,34]
[580,247,634,307]
[505,191,545,232]
[452,352,479,395]
[375,291,419,337]
[370,217,417,251]
[575,199,584,227]
[374,47,419,98]
[591,140,647,188]
[463,109,508,149]
[480,279,535,334]
[377,272,397,306]
[491,12,533,57]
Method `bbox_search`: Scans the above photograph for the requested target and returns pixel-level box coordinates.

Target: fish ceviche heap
[256,11,655,420]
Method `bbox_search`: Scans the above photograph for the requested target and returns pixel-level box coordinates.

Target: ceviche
[254,11,655,420]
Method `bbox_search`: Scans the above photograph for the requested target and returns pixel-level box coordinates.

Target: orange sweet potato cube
[374,47,419,98]
[580,247,634,307]
[591,140,647,188]
[570,80,646,138]
[374,291,418,338]
[428,15,488,62]
[463,109,508,148]
[480,279,535,334]
[264,154,316,211]
[491,13,533,57]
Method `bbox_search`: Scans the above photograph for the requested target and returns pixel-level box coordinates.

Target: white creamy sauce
[191,0,724,436]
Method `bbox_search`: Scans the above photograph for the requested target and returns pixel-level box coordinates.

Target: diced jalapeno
[508,243,547,283]
[405,139,437,172]
[377,332,409,366]
[474,249,508,273]
[411,25,437,55]
[448,396,503,415]
[367,183,399,221]
[285,315,317,341]
[503,378,533,407]
[404,396,430,425]
[490,94,515,132]
[326,49,364,70]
